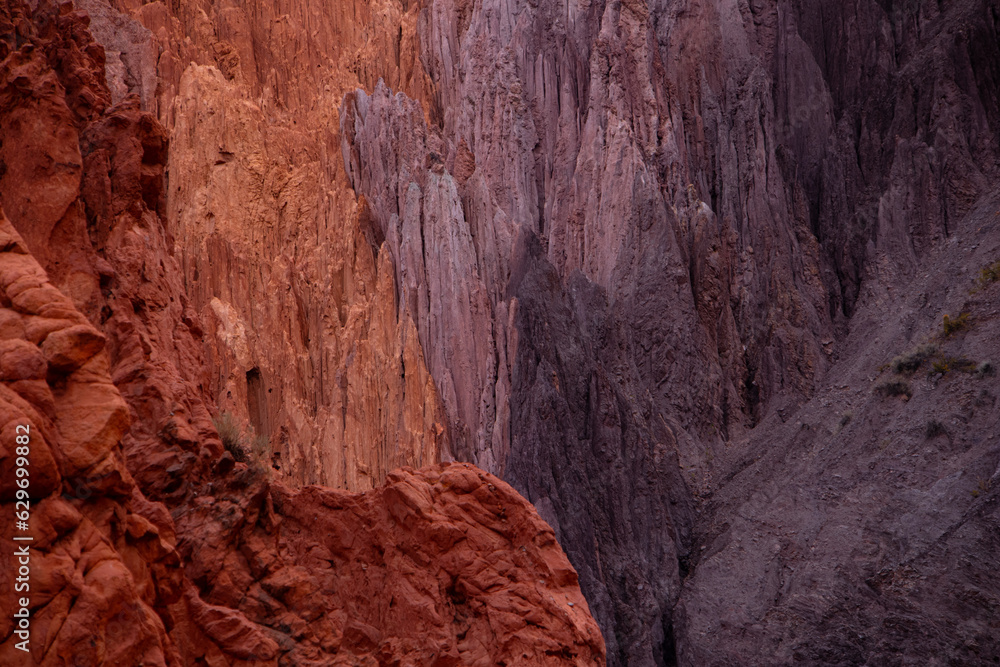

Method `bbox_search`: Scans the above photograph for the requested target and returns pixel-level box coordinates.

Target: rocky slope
[675,194,1000,665]
[0,2,605,664]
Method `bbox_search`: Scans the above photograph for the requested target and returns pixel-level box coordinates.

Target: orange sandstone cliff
[97,0,446,491]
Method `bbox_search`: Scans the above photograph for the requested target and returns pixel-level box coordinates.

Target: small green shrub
[213,411,249,462]
[930,356,978,376]
[946,356,977,373]
[931,359,950,375]
[891,344,938,374]
[972,260,1000,292]
[839,411,853,429]
[876,378,912,398]
[942,312,971,337]
[976,360,996,378]
[211,412,272,475]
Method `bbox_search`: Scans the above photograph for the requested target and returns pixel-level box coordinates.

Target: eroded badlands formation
[0,2,602,664]
[1,0,999,664]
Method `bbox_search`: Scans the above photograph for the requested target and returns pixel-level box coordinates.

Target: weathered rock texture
[0,208,185,665]
[171,461,605,666]
[97,0,446,491]
[341,84,699,662]
[675,197,1000,665]
[339,0,1000,664]
[8,0,1000,663]
[0,210,604,664]
[0,0,222,509]
[0,2,605,665]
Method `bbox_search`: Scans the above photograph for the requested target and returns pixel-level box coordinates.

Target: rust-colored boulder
[40,323,105,372]
[0,338,47,381]
[169,461,605,666]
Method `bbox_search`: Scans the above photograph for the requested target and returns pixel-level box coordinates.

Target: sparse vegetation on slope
[890,344,938,374]
[876,378,912,398]
[213,411,272,475]
[942,312,971,337]
[972,259,1000,292]
[925,419,947,439]
[213,411,245,460]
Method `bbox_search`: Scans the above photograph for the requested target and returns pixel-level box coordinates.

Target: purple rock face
[505,230,696,665]
[342,80,708,664]
[343,0,1000,663]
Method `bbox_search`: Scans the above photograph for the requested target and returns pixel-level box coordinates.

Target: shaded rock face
[0,2,606,665]
[675,198,1000,665]
[340,79,695,659]
[505,232,695,666]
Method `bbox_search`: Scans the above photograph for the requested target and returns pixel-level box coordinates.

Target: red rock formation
[170,461,604,666]
[0,209,185,665]
[0,2,606,665]
[0,208,604,664]
[91,0,448,490]
[6,0,998,664]
[0,0,223,506]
